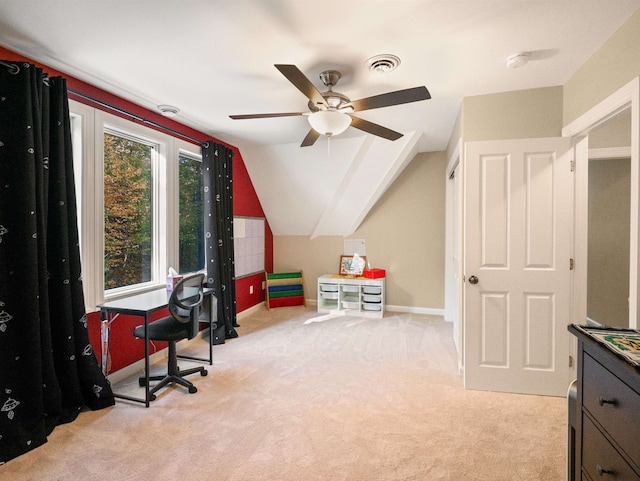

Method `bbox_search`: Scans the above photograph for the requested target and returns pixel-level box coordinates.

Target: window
[103,131,155,289]
[69,100,204,309]
[178,152,204,274]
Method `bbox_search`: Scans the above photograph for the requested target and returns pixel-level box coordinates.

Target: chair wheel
[149,394,156,401]
[201,370,208,377]
[189,386,197,394]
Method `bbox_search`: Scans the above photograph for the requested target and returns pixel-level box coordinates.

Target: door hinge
[570,160,575,172]
[569,355,574,368]
[570,258,574,270]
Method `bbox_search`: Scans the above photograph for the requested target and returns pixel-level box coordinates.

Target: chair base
[138,340,208,401]
[139,368,208,400]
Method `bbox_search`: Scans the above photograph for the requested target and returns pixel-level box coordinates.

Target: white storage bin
[342,301,359,309]
[363,294,381,303]
[363,303,382,311]
[362,286,381,295]
[342,285,359,293]
[321,292,338,299]
[320,284,338,292]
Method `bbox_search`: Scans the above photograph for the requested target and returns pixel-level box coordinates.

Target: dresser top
[569,324,640,370]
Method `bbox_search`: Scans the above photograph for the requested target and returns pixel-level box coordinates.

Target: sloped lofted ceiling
[0,0,638,236]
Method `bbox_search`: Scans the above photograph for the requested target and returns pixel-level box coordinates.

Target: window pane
[178,154,204,274]
[103,132,153,289]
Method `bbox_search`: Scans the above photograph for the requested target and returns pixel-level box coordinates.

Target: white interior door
[464,137,573,396]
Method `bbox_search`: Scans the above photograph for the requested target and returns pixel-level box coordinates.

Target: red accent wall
[1,46,272,373]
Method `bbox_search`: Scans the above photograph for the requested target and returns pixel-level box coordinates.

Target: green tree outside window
[178,154,204,274]
[103,133,152,289]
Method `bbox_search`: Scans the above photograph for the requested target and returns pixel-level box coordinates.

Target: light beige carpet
[2,306,567,481]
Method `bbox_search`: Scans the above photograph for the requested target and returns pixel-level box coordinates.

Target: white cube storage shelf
[317,275,385,318]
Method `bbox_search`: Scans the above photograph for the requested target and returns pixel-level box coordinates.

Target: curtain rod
[68,88,204,145]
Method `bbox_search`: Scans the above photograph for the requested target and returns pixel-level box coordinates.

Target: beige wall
[589,110,632,148]
[274,150,447,310]
[446,107,462,162]
[564,8,640,125]
[461,86,564,140]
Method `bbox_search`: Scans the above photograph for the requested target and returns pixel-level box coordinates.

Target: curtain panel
[0,61,114,463]
[202,141,237,344]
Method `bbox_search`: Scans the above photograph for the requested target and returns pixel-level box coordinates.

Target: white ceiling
[1,0,638,236]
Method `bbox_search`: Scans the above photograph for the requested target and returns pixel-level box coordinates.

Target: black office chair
[134,273,208,400]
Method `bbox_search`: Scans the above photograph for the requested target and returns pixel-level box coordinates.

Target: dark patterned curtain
[0,61,114,463]
[202,141,237,344]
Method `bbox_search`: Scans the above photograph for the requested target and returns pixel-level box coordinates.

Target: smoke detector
[506,53,529,69]
[366,54,401,73]
[158,104,180,117]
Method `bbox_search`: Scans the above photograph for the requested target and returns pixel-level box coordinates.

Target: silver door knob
[468,275,478,285]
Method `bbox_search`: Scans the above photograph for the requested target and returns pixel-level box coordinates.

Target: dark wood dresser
[569,325,640,481]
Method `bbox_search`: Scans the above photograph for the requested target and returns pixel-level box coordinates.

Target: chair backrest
[168,273,205,340]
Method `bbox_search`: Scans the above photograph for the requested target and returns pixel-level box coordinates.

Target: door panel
[480,292,509,366]
[527,153,555,267]
[464,137,572,396]
[524,293,553,369]
[481,154,509,267]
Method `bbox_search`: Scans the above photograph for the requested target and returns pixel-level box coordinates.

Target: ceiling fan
[230,64,431,147]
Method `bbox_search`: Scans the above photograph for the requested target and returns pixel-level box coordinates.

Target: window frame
[101,125,165,295]
[69,99,203,310]
[176,148,205,275]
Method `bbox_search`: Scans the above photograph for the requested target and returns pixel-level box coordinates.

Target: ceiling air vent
[158,104,180,117]
[366,54,401,73]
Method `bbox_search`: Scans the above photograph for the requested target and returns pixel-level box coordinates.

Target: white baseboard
[385,305,445,317]
[585,317,603,327]
[306,298,444,317]
[237,302,265,320]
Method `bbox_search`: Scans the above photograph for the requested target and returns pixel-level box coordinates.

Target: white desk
[98,287,215,407]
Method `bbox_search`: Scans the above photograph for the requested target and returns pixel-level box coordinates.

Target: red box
[363,268,385,279]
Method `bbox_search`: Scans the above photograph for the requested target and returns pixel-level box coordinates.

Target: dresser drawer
[583,353,640,465]
[582,416,640,481]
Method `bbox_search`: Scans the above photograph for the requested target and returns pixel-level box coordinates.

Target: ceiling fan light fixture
[308,110,352,137]
[366,54,401,73]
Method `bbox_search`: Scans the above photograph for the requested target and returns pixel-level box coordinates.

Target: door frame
[562,77,640,329]
[445,139,463,373]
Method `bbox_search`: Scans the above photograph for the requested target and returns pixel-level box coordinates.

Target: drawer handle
[597,464,615,476]
[598,396,617,407]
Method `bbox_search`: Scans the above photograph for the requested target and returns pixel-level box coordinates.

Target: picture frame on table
[339,255,367,276]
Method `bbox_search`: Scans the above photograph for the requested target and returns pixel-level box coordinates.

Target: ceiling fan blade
[350,116,403,141]
[275,64,328,108]
[229,112,305,120]
[301,129,321,147]
[349,86,431,112]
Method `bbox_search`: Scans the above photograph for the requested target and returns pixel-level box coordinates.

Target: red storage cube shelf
[266,271,306,309]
